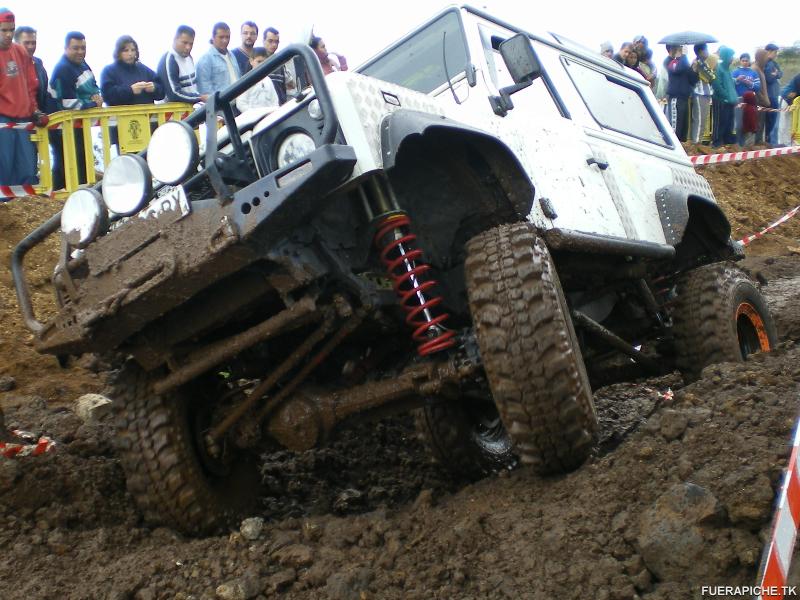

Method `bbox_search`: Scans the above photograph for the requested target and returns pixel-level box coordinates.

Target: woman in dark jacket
[101,35,164,106]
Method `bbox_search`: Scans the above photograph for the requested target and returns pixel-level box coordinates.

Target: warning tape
[0,186,54,202]
[753,105,796,114]
[0,112,189,131]
[756,419,800,600]
[1,121,36,130]
[690,146,800,165]
[740,205,800,246]
[0,430,56,459]
[0,184,37,199]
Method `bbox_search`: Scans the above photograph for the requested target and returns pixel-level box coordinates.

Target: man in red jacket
[0,7,45,186]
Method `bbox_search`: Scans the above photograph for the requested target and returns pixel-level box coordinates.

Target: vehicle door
[542,40,691,244]
[469,19,628,237]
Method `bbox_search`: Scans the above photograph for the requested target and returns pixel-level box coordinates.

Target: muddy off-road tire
[464,222,597,474]
[110,364,262,534]
[673,263,777,382]
[414,396,515,478]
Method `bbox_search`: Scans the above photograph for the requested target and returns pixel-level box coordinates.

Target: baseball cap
[765,43,779,51]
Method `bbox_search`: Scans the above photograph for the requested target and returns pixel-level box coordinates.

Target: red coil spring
[374,214,456,356]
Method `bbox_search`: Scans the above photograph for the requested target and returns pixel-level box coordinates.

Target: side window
[562,57,669,145]
[479,26,563,121]
[360,11,468,94]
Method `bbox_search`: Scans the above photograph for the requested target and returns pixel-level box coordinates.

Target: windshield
[360,10,469,94]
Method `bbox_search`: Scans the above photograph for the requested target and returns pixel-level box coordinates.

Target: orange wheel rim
[736,302,771,352]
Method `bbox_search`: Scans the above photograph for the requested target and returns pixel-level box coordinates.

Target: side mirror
[490,34,543,117]
[499,33,542,84]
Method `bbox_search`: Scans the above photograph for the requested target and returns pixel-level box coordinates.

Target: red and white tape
[1,121,35,130]
[0,430,56,459]
[0,185,53,201]
[690,146,800,165]
[0,112,189,131]
[740,205,800,246]
[756,420,800,599]
[0,184,39,201]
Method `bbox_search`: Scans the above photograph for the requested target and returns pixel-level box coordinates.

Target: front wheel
[110,364,263,534]
[672,263,777,382]
[464,222,597,474]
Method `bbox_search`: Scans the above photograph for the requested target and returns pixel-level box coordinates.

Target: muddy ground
[0,153,799,599]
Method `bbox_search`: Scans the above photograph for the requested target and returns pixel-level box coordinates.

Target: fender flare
[655,185,731,247]
[380,109,534,218]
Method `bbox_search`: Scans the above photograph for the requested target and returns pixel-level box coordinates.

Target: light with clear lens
[276,132,316,169]
[102,154,152,216]
[147,121,199,184]
[307,99,323,120]
[61,189,108,248]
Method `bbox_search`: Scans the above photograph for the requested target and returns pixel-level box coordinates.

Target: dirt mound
[0,152,799,598]
[0,196,101,404]
[697,150,800,257]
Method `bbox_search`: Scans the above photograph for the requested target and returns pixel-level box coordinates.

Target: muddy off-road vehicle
[14,6,777,532]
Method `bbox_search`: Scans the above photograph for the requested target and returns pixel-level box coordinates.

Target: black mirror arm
[490,80,532,117]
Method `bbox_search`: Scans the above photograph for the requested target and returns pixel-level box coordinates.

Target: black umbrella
[658,31,718,45]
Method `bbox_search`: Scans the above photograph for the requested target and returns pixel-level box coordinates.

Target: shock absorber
[359,178,456,357]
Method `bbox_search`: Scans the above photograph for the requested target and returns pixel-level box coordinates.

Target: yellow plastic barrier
[793,97,800,144]
[30,102,193,198]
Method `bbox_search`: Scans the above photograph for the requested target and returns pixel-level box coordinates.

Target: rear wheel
[464,222,597,474]
[110,363,262,534]
[673,263,777,382]
[414,393,515,478]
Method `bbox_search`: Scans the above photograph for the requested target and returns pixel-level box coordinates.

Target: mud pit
[0,154,799,599]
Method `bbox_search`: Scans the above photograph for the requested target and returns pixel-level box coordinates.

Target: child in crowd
[236,47,279,113]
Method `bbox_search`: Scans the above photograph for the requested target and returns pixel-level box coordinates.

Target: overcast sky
[14,1,799,76]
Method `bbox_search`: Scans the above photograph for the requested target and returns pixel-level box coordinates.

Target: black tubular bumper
[12,42,349,339]
[232,144,357,239]
[12,143,356,349]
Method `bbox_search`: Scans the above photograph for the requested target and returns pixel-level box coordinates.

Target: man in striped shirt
[158,25,207,104]
[50,31,102,189]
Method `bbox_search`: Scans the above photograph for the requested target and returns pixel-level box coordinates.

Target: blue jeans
[0,116,37,186]
[766,96,779,145]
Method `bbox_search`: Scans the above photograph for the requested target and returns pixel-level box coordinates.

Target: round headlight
[102,154,152,216]
[61,188,108,248]
[147,120,199,184]
[276,132,316,169]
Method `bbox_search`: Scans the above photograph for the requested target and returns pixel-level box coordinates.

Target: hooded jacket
[712,47,738,105]
[753,50,771,107]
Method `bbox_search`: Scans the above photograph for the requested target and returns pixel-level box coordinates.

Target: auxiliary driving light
[102,154,152,216]
[61,188,108,248]
[147,120,199,184]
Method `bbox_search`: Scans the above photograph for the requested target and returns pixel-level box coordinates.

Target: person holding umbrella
[664,44,698,142]
[658,31,718,143]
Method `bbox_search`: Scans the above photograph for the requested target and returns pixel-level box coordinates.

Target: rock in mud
[239,517,264,541]
[74,393,112,422]
[333,488,363,513]
[273,543,314,569]
[215,571,263,600]
[636,482,730,580]
[0,376,16,392]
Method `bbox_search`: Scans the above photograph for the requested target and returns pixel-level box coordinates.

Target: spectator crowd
[1,4,799,188]
[0,7,347,187]
[600,37,799,148]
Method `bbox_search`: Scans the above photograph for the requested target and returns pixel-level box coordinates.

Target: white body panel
[327,6,716,245]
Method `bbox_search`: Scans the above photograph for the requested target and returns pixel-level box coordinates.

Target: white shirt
[237,78,280,112]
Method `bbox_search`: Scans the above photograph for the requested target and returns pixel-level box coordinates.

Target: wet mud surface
[0,155,799,599]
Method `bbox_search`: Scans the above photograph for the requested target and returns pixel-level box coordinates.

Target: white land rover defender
[13,6,776,533]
